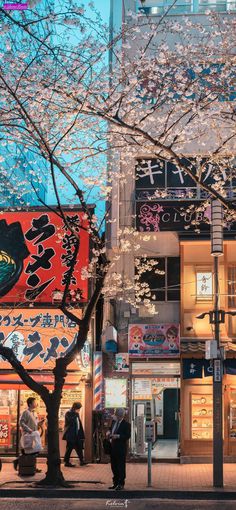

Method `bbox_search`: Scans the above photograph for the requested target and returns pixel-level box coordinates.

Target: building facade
[0,207,94,461]
[97,0,236,462]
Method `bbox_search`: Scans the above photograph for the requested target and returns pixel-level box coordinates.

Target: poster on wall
[0,308,83,370]
[0,210,90,303]
[0,415,11,447]
[115,353,129,372]
[105,378,127,408]
[133,379,152,400]
[128,323,180,357]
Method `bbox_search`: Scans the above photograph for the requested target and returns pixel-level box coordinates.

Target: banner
[225,359,236,375]
[203,359,214,377]
[182,359,203,379]
[0,415,11,447]
[128,323,180,357]
[0,210,89,303]
[0,308,83,370]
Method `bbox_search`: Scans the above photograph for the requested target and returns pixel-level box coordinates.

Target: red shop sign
[0,210,90,303]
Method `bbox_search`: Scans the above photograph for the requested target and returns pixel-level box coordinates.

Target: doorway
[131,367,180,459]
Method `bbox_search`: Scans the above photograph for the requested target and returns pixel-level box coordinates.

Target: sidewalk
[1,460,236,492]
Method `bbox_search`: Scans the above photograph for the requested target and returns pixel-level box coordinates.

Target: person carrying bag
[14,397,44,474]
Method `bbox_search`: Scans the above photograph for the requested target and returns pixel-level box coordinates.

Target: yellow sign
[0,308,82,370]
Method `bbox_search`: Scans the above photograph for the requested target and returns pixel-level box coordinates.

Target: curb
[1,489,236,499]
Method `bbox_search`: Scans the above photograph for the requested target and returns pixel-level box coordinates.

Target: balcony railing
[137,0,236,14]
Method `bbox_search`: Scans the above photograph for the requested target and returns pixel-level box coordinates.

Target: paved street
[1,499,236,510]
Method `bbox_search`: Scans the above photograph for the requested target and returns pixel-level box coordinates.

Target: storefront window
[0,390,18,453]
[0,386,84,455]
[191,393,213,440]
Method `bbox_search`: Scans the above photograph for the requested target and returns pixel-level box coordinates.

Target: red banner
[0,210,89,303]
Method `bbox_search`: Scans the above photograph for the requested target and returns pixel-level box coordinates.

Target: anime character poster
[114,353,129,372]
[128,323,180,357]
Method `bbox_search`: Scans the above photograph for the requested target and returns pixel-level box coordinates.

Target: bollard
[147,440,152,487]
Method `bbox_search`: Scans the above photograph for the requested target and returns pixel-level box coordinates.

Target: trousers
[64,440,84,464]
[110,449,126,487]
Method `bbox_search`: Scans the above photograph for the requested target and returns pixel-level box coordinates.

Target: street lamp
[211,200,223,488]
[196,199,224,487]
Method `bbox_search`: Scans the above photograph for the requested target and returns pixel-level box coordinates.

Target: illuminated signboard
[0,210,90,303]
[0,308,83,370]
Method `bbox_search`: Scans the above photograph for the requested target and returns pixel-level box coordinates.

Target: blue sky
[47,0,110,221]
[94,0,109,20]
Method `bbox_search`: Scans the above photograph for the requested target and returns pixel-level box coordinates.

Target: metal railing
[137,1,236,14]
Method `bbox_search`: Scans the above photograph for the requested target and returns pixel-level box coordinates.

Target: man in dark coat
[63,402,87,467]
[107,408,131,490]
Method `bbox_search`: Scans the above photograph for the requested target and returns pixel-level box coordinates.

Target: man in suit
[63,402,87,467]
[107,408,131,490]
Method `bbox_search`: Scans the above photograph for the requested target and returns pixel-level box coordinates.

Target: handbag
[20,431,42,454]
[103,438,112,455]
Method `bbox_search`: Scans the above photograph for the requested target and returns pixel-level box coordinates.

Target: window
[136,257,180,301]
[196,270,213,301]
[228,266,236,308]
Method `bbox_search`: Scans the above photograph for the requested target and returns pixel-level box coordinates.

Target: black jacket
[62,410,85,443]
[110,419,131,454]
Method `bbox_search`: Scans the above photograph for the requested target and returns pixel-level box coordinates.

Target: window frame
[137,0,235,15]
[136,256,180,302]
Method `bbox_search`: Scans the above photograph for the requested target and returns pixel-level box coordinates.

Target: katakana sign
[136,158,236,201]
[0,308,83,369]
[0,210,90,303]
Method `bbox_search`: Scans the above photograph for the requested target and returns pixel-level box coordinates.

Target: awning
[181,339,236,353]
[0,372,83,390]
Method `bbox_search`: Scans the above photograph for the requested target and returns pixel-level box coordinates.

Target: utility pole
[212,256,224,487]
[211,200,224,488]
[197,200,224,487]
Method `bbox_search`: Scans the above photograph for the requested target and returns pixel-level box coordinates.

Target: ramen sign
[128,323,180,357]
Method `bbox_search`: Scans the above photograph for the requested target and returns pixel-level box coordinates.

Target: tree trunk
[37,399,68,487]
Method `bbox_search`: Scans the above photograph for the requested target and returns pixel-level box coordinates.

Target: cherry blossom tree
[0,0,235,486]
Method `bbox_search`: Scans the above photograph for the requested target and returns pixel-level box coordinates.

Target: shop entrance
[131,362,180,460]
[0,385,84,456]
